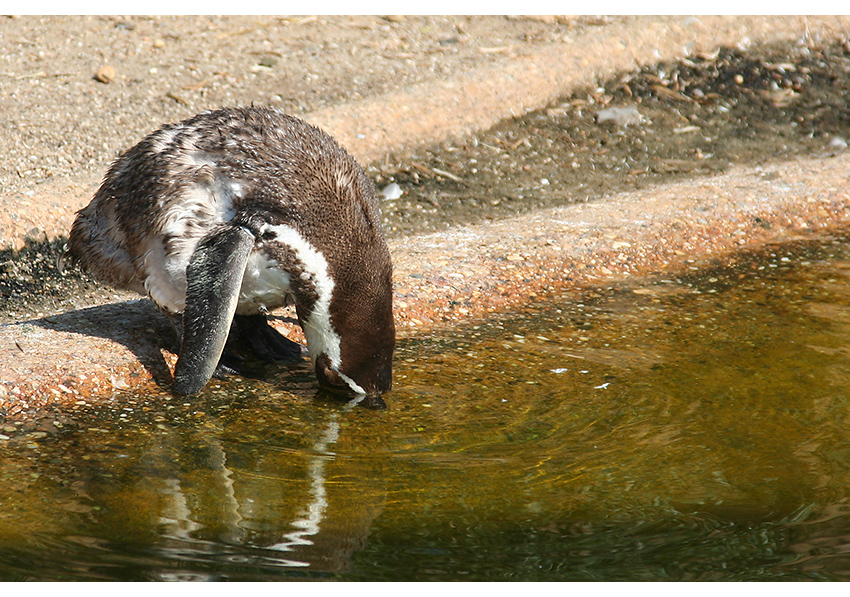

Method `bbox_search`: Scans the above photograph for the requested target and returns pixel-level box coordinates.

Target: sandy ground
[2,15,850,417]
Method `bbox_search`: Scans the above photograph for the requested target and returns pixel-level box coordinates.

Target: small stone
[94,65,116,84]
[829,136,848,150]
[734,74,744,84]
[506,254,523,262]
[258,55,277,68]
[380,182,403,200]
[596,106,642,127]
[153,39,166,49]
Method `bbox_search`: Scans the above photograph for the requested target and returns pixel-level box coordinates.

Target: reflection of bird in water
[268,416,340,557]
[150,406,385,577]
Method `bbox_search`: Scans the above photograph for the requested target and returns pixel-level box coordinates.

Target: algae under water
[5,236,850,580]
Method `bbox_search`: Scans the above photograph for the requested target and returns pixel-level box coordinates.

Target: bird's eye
[261,230,276,241]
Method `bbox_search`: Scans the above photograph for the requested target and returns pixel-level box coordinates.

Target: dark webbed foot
[232,314,305,363]
[212,352,244,380]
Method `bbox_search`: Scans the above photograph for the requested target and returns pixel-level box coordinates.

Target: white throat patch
[261,224,366,395]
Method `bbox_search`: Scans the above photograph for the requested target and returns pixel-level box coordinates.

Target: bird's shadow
[29,299,310,391]
[32,299,179,387]
[28,301,384,409]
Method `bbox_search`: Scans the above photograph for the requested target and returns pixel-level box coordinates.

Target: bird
[67,106,395,398]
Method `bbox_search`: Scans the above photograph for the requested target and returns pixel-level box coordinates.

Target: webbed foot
[233,314,305,363]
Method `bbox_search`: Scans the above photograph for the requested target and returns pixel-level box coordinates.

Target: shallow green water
[5,236,850,580]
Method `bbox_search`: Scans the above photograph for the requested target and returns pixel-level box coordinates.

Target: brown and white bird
[68,106,395,397]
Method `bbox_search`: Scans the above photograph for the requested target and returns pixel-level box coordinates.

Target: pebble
[673,125,701,134]
[94,65,116,84]
[829,136,848,150]
[596,106,642,127]
[380,182,403,200]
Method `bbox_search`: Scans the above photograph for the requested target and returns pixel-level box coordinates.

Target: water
[5,236,850,580]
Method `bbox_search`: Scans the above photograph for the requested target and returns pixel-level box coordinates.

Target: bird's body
[68,106,395,397]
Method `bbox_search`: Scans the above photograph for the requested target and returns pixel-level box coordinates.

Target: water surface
[4,236,850,580]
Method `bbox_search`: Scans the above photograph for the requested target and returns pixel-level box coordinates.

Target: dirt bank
[2,15,850,418]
